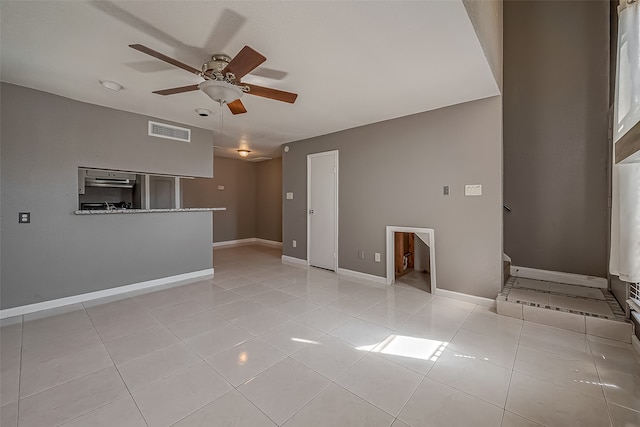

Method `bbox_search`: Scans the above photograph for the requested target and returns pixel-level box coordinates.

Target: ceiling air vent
[148,121,191,142]
[248,157,273,162]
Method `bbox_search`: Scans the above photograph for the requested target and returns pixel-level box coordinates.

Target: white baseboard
[503,253,512,263]
[0,268,214,320]
[281,255,309,267]
[255,239,283,248]
[435,288,496,308]
[213,238,255,248]
[214,238,283,249]
[337,268,387,285]
[510,266,607,289]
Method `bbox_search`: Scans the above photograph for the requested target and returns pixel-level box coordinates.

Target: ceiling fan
[129,44,298,115]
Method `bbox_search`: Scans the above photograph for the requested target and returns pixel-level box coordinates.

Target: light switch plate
[465,184,482,196]
[286,192,294,200]
[374,252,381,262]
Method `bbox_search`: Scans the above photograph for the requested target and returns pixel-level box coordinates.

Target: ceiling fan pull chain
[219,102,224,135]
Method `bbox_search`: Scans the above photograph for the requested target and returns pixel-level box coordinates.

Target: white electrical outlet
[292,240,297,248]
[374,252,381,262]
[465,184,482,196]
[286,192,294,200]
[217,185,225,190]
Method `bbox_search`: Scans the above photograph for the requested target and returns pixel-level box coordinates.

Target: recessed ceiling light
[99,80,123,92]
[237,149,251,157]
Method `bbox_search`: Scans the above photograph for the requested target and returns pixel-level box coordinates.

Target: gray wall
[182,157,256,243]
[1,84,214,309]
[256,158,283,242]
[282,96,503,299]
[503,0,610,277]
[181,156,282,243]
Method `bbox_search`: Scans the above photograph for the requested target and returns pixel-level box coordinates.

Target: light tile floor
[394,269,431,293]
[1,245,640,426]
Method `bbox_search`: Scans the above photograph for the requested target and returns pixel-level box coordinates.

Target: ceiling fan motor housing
[203,54,233,80]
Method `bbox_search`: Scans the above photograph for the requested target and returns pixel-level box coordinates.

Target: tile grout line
[142,283,290,427]
[273,357,334,426]
[199,312,286,427]
[227,320,341,426]
[427,376,506,415]
[15,315,24,427]
[392,309,472,425]
[82,303,151,427]
[270,351,390,426]
[421,310,521,413]
[218,296,391,426]
[501,319,529,425]
[587,339,615,427]
[167,316,277,426]
[14,324,113,400]
[14,304,146,426]
[393,374,429,427]
[221,251,415,423]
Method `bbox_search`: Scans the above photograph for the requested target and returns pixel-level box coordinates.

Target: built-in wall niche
[77,167,190,210]
[386,226,436,294]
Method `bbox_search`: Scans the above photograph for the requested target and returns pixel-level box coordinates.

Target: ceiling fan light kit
[198,80,243,105]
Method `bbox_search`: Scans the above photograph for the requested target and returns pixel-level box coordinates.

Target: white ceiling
[0,1,499,159]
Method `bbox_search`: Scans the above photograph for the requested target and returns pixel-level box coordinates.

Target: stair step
[497,276,633,343]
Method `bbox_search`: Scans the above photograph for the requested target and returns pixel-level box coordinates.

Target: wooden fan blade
[227,99,247,115]
[244,84,298,104]
[129,44,201,76]
[223,46,266,80]
[152,84,200,96]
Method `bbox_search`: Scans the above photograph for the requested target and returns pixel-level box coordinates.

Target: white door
[308,151,338,271]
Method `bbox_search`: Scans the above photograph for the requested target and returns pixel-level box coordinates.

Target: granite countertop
[74,208,226,215]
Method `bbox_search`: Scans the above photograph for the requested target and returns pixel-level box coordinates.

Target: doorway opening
[386,226,436,293]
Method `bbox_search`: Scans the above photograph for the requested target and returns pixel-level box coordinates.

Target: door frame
[307,150,339,271]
